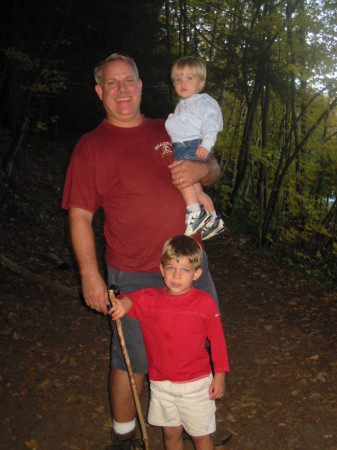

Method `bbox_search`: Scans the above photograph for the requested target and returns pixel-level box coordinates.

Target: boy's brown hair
[161,235,203,269]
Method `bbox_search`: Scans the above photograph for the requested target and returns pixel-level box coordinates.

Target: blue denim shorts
[173,139,210,161]
[107,252,218,373]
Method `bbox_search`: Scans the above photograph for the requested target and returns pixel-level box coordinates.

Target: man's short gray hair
[94,53,139,85]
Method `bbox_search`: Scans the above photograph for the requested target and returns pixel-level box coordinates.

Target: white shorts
[147,374,216,437]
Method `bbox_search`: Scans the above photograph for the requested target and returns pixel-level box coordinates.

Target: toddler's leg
[163,425,184,450]
[192,433,214,450]
[180,184,211,236]
[195,182,214,213]
[194,182,226,240]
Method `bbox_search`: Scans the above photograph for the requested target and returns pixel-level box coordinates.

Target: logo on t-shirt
[155,141,173,157]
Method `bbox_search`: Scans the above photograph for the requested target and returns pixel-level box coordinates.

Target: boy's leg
[195,182,215,213]
[180,185,199,206]
[163,425,184,450]
[174,140,212,236]
[180,186,211,236]
[192,434,214,450]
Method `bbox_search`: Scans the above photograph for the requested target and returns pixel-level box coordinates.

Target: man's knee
[110,368,145,396]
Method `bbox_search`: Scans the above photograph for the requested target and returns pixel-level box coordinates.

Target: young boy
[110,235,229,450]
[166,56,225,240]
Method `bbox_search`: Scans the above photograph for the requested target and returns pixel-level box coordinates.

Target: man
[62,53,231,449]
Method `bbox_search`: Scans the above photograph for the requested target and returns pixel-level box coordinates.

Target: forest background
[1,0,337,282]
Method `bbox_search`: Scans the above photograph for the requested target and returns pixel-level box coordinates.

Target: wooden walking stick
[108,285,149,450]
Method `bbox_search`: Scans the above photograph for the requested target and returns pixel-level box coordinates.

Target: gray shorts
[107,251,218,374]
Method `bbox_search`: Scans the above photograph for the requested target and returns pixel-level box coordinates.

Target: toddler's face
[173,67,205,99]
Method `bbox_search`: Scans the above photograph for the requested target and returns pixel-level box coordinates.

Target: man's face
[95,59,143,127]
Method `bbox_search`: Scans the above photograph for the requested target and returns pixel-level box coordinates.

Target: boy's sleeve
[200,97,224,151]
[206,298,230,373]
[118,290,145,320]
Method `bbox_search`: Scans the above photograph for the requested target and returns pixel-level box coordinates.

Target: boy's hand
[196,146,210,160]
[209,373,226,400]
[108,296,132,320]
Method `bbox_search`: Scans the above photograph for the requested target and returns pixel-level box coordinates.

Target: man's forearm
[200,156,220,187]
[69,207,108,313]
[69,207,99,276]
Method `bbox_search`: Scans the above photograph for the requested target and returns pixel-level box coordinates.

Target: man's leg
[107,266,164,447]
[109,369,144,422]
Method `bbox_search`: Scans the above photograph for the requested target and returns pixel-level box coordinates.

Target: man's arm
[69,207,108,314]
[169,157,220,190]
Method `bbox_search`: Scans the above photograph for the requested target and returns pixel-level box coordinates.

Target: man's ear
[138,78,143,93]
[95,84,103,101]
[193,267,202,281]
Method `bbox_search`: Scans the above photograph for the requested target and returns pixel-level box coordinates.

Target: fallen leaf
[103,419,113,431]
[66,394,88,404]
[323,434,333,439]
[37,379,50,390]
[25,439,38,449]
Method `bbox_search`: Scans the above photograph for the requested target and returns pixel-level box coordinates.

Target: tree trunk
[3,114,30,178]
[230,82,260,206]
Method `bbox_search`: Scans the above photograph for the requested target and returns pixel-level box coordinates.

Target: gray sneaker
[184,207,212,236]
[201,216,226,240]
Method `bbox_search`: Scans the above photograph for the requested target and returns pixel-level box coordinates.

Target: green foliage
[1,0,337,280]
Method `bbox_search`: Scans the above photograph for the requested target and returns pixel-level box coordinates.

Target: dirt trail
[1,232,336,450]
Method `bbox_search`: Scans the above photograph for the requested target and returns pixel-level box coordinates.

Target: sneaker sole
[185,212,212,236]
[202,224,226,240]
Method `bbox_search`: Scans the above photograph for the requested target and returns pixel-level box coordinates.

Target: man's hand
[81,271,109,314]
[209,373,226,400]
[169,160,208,189]
[169,157,220,190]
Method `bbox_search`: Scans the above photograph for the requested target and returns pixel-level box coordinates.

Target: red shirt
[126,287,229,382]
[62,117,191,272]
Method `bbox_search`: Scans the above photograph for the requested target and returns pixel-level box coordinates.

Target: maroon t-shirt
[62,117,192,272]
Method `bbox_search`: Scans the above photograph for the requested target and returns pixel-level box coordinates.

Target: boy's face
[173,67,205,99]
[160,256,202,295]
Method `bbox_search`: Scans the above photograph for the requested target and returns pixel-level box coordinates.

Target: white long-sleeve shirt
[165,93,223,152]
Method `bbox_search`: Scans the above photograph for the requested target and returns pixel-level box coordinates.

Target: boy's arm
[209,373,226,400]
[109,296,133,321]
[196,146,210,160]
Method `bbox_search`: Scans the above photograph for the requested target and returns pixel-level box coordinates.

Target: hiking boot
[201,216,226,240]
[105,430,145,449]
[184,207,211,236]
